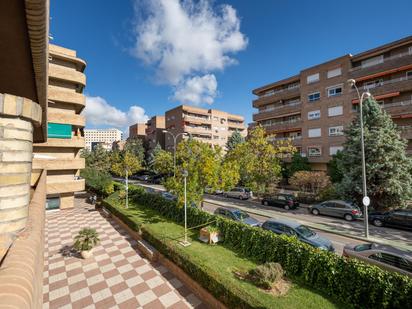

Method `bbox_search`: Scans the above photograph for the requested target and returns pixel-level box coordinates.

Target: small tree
[148,143,162,171]
[327,151,344,183]
[337,98,412,210]
[219,159,240,191]
[290,171,331,195]
[286,152,311,179]
[124,137,145,163]
[226,130,245,152]
[152,148,173,175]
[81,167,114,196]
[81,144,111,172]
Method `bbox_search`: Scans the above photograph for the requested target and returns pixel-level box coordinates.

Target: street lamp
[180,169,191,247]
[125,168,129,209]
[162,130,189,177]
[347,79,371,239]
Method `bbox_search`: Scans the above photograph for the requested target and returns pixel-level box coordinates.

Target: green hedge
[109,185,412,309]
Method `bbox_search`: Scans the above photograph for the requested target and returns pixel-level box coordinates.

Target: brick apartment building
[129,122,147,141]
[145,115,166,152]
[165,105,246,151]
[252,36,412,170]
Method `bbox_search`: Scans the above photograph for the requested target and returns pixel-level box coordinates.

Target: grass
[105,193,344,309]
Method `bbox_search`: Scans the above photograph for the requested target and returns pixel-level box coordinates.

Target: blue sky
[50,0,412,132]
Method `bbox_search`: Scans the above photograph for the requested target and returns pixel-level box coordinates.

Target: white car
[224,187,252,200]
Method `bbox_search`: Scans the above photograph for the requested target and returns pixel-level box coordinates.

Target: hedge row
[109,185,412,309]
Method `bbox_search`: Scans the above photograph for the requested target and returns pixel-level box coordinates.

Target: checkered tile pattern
[43,198,207,308]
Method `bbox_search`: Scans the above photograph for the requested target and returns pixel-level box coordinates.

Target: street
[124,179,412,255]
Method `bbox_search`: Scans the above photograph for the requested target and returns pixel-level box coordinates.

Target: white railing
[259,84,300,99]
[383,100,412,109]
[354,76,412,92]
[253,101,301,117]
[261,118,301,128]
[350,50,412,72]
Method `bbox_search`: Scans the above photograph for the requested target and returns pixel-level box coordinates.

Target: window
[308,146,322,157]
[288,82,300,89]
[308,128,321,138]
[407,71,412,80]
[364,79,383,90]
[327,67,342,78]
[307,73,320,84]
[409,46,412,55]
[327,85,343,97]
[328,106,343,117]
[308,110,321,120]
[329,126,344,136]
[361,55,383,68]
[369,253,400,268]
[308,92,320,102]
[329,146,343,156]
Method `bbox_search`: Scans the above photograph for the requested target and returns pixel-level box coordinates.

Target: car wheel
[239,195,244,200]
[263,200,269,206]
[344,214,353,221]
[373,219,384,227]
[311,208,320,215]
[284,205,290,210]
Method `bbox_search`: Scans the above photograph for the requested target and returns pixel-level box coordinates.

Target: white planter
[81,249,93,259]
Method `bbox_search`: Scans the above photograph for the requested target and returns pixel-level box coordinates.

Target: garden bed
[103,192,343,309]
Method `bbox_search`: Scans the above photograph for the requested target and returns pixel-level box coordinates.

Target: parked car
[224,187,252,200]
[261,194,299,210]
[369,209,412,229]
[205,187,224,195]
[343,243,412,277]
[149,174,165,184]
[214,206,260,227]
[262,218,335,252]
[161,192,177,201]
[309,200,362,221]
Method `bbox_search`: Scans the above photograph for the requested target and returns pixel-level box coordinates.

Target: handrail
[354,76,412,92]
[350,51,412,72]
[257,84,300,99]
[253,101,301,117]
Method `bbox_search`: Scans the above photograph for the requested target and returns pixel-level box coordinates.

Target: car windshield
[354,244,373,252]
[232,210,250,220]
[296,225,315,237]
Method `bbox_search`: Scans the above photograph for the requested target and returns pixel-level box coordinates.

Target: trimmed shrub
[105,186,412,309]
[248,263,284,289]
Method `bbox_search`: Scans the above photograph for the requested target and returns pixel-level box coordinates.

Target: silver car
[309,200,362,221]
[224,187,252,200]
[343,243,412,277]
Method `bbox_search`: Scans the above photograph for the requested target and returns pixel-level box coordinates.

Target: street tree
[152,149,174,175]
[81,144,111,172]
[226,130,245,152]
[124,137,145,163]
[148,143,162,171]
[286,152,311,179]
[327,151,344,183]
[227,125,295,194]
[337,98,412,210]
[111,150,142,178]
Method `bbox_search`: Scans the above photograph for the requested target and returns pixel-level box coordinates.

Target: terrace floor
[43,198,205,309]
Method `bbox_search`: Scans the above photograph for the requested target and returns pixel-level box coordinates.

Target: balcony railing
[350,50,412,72]
[267,135,302,142]
[382,100,412,109]
[261,118,301,128]
[258,84,300,99]
[355,76,412,92]
[253,101,301,117]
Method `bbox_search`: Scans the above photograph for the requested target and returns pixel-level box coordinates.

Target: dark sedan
[369,209,412,229]
[261,194,299,210]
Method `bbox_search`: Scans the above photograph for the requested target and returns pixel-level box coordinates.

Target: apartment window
[328,105,343,117]
[330,146,343,156]
[288,82,300,89]
[213,116,219,121]
[307,73,320,84]
[308,110,321,120]
[308,128,321,138]
[361,55,383,68]
[329,126,344,136]
[409,46,412,55]
[308,91,320,102]
[327,67,342,78]
[407,71,412,80]
[364,79,383,90]
[213,135,219,140]
[327,85,343,97]
[308,146,322,157]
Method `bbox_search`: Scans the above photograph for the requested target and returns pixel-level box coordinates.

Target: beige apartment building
[129,122,147,141]
[84,128,123,150]
[165,105,246,151]
[252,36,412,170]
[33,44,87,210]
[145,115,166,151]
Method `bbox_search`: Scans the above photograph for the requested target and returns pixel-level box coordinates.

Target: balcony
[48,86,85,111]
[352,76,412,99]
[183,114,210,124]
[253,101,301,122]
[34,137,85,148]
[261,119,302,133]
[47,178,85,195]
[350,51,412,80]
[49,63,86,87]
[48,112,85,127]
[184,125,212,135]
[253,85,301,108]
[383,100,412,117]
[268,135,302,145]
[33,158,85,170]
[227,121,245,130]
[398,125,412,139]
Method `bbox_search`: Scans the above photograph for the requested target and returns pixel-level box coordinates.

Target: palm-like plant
[73,228,100,252]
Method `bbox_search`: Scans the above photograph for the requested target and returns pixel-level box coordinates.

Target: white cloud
[172,74,217,105]
[133,0,247,105]
[84,96,149,134]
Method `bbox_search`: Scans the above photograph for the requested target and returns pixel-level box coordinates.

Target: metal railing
[267,135,302,142]
[382,100,412,109]
[261,118,302,128]
[258,84,300,99]
[253,101,301,117]
[350,51,412,72]
[353,76,412,92]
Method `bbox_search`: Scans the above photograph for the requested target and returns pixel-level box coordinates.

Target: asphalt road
[122,179,412,254]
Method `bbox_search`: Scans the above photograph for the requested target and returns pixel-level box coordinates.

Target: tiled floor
[43,198,206,308]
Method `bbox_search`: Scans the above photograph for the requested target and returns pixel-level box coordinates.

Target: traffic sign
[362,196,370,207]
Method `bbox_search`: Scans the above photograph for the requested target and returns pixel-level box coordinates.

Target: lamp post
[180,169,191,247]
[162,130,189,177]
[125,169,129,209]
[347,79,371,239]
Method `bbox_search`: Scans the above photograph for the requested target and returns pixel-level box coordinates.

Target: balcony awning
[352,92,399,104]
[354,64,412,82]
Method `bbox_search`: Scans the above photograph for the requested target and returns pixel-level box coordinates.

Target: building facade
[165,105,246,151]
[252,36,412,170]
[84,128,123,150]
[129,122,147,141]
[33,44,87,210]
[145,115,166,152]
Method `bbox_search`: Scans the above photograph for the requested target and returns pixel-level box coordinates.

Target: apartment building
[165,105,246,151]
[33,44,87,210]
[252,36,412,170]
[129,122,147,141]
[84,128,123,150]
[145,115,166,152]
